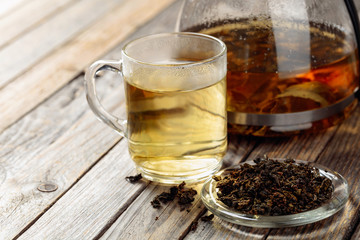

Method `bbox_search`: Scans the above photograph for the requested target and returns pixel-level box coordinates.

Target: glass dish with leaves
[201,157,349,228]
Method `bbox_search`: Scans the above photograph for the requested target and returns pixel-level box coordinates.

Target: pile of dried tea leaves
[215,157,333,216]
[151,182,197,211]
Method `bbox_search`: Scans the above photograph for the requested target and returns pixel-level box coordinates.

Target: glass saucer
[201,159,349,228]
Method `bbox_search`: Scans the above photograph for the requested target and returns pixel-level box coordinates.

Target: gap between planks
[93,181,152,240]
[350,220,360,240]
[16,139,148,239]
[13,137,123,240]
[178,208,208,240]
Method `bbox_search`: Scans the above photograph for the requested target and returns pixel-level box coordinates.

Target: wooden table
[1,0,360,239]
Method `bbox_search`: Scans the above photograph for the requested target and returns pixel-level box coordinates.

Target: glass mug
[84,33,227,184]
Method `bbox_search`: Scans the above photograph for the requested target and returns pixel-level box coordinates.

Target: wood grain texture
[0,71,120,178]
[245,126,338,163]
[185,215,269,240]
[0,0,176,134]
[222,134,258,168]
[0,0,76,49]
[101,182,205,240]
[0,0,28,19]
[17,140,150,240]
[0,71,123,239]
[0,0,122,88]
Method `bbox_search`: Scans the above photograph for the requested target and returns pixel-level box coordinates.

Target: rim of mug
[121,32,227,68]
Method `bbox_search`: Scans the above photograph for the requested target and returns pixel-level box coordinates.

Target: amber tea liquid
[193,19,359,136]
[124,59,227,183]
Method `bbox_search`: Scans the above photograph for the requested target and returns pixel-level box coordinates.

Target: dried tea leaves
[177,182,198,207]
[151,182,197,210]
[125,173,142,183]
[200,213,214,222]
[190,221,198,231]
[150,186,177,208]
[150,198,161,209]
[190,213,215,232]
[215,157,333,216]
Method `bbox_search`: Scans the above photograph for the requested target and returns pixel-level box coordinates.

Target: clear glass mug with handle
[84,33,227,184]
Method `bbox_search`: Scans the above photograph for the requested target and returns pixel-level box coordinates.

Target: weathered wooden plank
[0,71,123,239]
[17,139,151,240]
[0,0,122,88]
[246,129,339,162]
[0,71,119,179]
[0,0,28,19]
[0,0,176,134]
[222,134,257,168]
[355,0,360,15]
[0,0,76,48]
[185,214,269,240]
[265,106,360,240]
[101,182,205,240]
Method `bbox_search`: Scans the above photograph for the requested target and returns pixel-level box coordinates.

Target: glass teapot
[177,0,360,136]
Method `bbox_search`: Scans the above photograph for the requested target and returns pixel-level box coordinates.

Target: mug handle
[84,60,127,137]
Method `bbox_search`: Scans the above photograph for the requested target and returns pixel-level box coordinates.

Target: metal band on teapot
[228,93,356,126]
